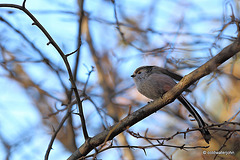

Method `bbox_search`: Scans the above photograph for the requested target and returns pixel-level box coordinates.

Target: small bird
[131,66,211,143]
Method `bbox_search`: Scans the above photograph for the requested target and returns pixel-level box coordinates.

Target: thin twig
[67,40,240,159]
[81,143,209,159]
[0,1,89,149]
[44,108,72,160]
[111,0,143,51]
[143,129,171,160]
[67,0,85,104]
[82,65,94,94]
[214,131,235,160]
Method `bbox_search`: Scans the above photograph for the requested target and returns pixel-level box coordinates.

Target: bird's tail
[178,95,211,144]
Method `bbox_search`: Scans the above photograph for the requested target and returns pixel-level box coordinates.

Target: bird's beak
[131,74,135,78]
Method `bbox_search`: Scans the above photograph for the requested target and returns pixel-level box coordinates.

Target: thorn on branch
[66,52,76,57]
[73,112,81,116]
[66,44,82,57]
[127,105,132,116]
[226,132,232,139]
[110,140,113,146]
[51,125,56,132]
[142,148,147,156]
[180,144,186,150]
[160,140,164,145]
[42,58,50,65]
[47,41,52,45]
[144,128,149,137]
[22,0,27,8]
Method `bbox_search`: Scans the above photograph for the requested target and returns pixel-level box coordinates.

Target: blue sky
[0,0,238,159]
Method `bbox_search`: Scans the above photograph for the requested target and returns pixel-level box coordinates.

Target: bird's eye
[137,71,141,74]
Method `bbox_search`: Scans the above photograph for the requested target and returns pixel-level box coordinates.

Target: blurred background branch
[0,0,240,159]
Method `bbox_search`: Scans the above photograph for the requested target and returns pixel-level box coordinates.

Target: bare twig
[67,0,85,102]
[214,131,235,160]
[67,40,240,159]
[0,1,89,152]
[80,143,209,159]
[127,121,240,142]
[72,0,84,81]
[143,129,171,160]
[82,65,94,94]
[111,0,143,52]
[45,108,72,160]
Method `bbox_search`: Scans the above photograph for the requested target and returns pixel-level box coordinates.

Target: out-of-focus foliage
[0,0,239,159]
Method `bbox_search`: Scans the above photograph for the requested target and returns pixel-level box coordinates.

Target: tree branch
[67,40,240,159]
[0,1,89,145]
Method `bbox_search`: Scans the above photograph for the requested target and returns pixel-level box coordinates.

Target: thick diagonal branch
[67,40,240,159]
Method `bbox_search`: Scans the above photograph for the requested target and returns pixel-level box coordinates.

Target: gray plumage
[131,66,211,143]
